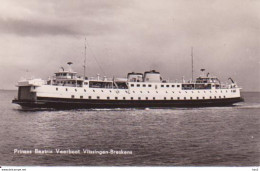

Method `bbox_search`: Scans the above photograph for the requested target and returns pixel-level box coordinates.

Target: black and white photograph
[0,0,259,170]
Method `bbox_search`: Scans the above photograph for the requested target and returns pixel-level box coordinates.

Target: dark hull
[12,97,244,109]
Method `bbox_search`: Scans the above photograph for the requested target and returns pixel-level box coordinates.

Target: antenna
[191,47,194,82]
[83,38,87,80]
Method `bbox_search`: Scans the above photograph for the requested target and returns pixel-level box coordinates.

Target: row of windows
[58,87,231,94]
[71,95,226,100]
[130,84,181,88]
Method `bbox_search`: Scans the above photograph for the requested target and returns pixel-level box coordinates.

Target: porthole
[75,89,77,92]
[89,96,91,99]
[164,97,167,100]
[93,90,95,92]
[171,97,173,100]
[80,96,83,99]
[115,97,118,100]
[138,97,141,100]
[97,96,100,99]
[146,97,148,100]
[107,97,110,100]
[71,95,75,98]
[153,97,156,100]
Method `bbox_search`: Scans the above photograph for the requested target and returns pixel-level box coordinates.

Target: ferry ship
[12,62,243,109]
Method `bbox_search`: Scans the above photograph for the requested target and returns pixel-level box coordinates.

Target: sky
[0,0,259,91]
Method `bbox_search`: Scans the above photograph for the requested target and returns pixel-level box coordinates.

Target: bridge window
[161,85,164,87]
[131,84,134,87]
[166,85,169,88]
[137,84,140,87]
[177,85,180,87]
[172,85,175,87]
[143,84,146,87]
[148,84,152,87]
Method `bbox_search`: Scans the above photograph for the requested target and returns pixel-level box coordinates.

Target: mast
[83,38,87,80]
[191,47,194,82]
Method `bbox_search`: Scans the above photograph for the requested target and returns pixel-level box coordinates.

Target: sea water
[0,90,259,166]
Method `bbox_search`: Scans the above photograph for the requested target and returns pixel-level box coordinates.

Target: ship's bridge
[195,77,220,84]
[55,71,77,80]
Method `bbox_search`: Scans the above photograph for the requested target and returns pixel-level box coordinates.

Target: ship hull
[12,97,244,109]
